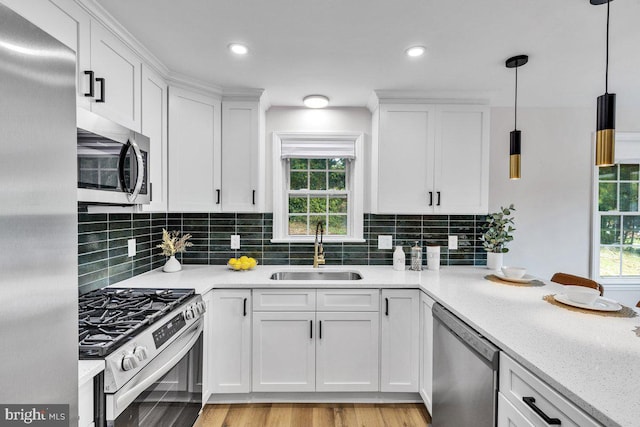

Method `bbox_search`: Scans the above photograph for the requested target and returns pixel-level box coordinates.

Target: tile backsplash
[78,212,487,294]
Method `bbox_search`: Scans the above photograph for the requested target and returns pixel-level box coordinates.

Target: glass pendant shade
[595,93,616,166]
[509,130,521,180]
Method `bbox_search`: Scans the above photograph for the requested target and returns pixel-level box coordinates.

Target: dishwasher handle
[432,303,499,368]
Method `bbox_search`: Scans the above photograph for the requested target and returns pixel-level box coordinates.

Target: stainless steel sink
[269,271,363,281]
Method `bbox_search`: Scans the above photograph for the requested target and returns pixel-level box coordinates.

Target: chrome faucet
[313,221,325,268]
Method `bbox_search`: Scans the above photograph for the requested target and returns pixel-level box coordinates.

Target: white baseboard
[207,391,422,404]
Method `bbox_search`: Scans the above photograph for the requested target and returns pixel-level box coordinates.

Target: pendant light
[592,0,616,167]
[505,55,528,180]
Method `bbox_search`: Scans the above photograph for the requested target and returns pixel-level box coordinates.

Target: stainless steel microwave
[77,108,150,205]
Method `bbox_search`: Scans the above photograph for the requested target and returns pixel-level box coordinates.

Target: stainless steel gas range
[79,288,205,427]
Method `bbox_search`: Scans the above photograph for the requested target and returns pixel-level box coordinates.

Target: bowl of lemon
[227,256,258,271]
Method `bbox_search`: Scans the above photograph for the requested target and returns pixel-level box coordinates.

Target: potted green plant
[480,204,516,270]
[157,229,193,272]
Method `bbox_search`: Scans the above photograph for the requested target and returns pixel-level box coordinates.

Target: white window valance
[280,139,356,159]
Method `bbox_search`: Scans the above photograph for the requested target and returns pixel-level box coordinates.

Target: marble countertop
[114,264,640,427]
[78,360,104,386]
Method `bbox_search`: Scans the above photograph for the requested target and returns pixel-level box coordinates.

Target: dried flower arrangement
[157,229,193,257]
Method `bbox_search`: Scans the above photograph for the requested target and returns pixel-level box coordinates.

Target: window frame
[591,132,640,285]
[272,132,364,243]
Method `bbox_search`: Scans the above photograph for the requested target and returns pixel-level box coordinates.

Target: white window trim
[591,131,640,285]
[272,131,365,243]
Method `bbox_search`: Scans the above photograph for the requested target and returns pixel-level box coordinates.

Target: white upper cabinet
[221,97,266,212]
[89,23,142,130]
[2,0,92,110]
[141,65,168,212]
[372,102,489,214]
[168,86,222,212]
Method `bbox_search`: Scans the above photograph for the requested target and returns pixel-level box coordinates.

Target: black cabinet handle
[95,77,105,103]
[385,298,389,316]
[319,321,322,339]
[149,182,153,202]
[252,190,256,205]
[216,189,221,204]
[522,397,561,425]
[83,70,94,97]
[243,298,247,317]
[437,191,441,206]
[310,320,313,339]
[428,191,433,206]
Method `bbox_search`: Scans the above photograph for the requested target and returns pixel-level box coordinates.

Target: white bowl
[563,285,600,305]
[501,266,527,279]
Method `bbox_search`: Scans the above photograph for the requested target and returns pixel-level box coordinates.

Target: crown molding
[166,71,223,98]
[75,0,168,77]
[369,90,493,112]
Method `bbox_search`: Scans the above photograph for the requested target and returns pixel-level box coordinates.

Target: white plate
[494,272,536,283]
[554,294,622,312]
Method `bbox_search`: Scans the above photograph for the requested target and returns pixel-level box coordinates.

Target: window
[593,133,640,283]
[272,132,364,242]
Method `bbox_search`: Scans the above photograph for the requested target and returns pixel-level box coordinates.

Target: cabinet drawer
[498,392,534,427]
[499,353,601,427]
[316,289,379,311]
[253,289,316,311]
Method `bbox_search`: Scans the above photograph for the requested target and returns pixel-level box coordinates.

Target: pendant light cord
[514,66,518,130]
[605,0,610,93]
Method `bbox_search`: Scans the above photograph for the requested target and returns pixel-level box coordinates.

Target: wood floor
[194,403,431,427]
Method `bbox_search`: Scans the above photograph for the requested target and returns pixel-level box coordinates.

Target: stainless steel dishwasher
[432,303,500,427]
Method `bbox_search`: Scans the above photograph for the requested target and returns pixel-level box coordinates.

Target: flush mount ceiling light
[505,54,529,180]
[405,46,426,57]
[303,95,329,108]
[591,0,616,167]
[228,43,248,55]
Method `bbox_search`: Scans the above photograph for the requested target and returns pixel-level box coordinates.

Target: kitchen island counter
[115,265,640,427]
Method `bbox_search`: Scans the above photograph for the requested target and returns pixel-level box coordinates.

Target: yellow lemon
[249,258,257,267]
[240,261,251,270]
[232,263,242,271]
[228,258,237,265]
[240,255,249,262]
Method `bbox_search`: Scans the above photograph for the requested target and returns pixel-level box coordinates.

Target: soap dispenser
[393,245,405,271]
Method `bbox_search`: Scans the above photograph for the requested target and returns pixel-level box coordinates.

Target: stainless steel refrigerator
[0,3,78,425]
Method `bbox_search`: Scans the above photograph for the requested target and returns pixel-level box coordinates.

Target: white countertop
[114,264,640,427]
[78,360,104,386]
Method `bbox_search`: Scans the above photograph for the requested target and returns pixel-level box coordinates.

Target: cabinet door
[90,22,142,130]
[221,101,264,212]
[168,87,222,212]
[141,65,168,212]
[201,291,214,404]
[374,104,436,214]
[316,312,379,392]
[498,393,535,427]
[252,312,315,392]
[434,105,489,214]
[380,289,420,392]
[419,292,435,413]
[2,0,92,109]
[209,290,251,394]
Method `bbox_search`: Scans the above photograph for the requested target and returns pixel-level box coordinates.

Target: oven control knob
[193,302,204,315]
[121,353,139,371]
[184,309,195,320]
[133,346,148,362]
[199,301,207,314]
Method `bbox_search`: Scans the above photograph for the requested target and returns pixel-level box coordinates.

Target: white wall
[264,107,372,212]
[489,106,640,306]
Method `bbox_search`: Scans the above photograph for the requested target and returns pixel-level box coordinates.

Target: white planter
[163,255,182,273]
[486,252,503,270]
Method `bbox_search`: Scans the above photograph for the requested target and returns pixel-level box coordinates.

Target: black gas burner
[78,288,195,358]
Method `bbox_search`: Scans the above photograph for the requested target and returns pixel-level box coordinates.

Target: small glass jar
[410,241,422,271]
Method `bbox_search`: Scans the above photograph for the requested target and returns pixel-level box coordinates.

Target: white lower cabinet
[78,377,94,427]
[499,353,601,427]
[315,311,379,392]
[209,290,251,394]
[498,392,534,427]
[381,289,420,392]
[419,292,435,412]
[252,311,316,392]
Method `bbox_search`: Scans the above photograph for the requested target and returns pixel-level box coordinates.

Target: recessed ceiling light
[303,95,329,108]
[228,43,248,55]
[405,46,426,57]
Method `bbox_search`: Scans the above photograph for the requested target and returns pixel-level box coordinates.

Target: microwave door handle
[118,143,131,195]
[127,140,145,203]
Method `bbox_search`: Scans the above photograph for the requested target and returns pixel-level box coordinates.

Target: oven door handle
[109,319,203,420]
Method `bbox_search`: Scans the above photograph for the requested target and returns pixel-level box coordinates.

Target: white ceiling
[95,0,640,108]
